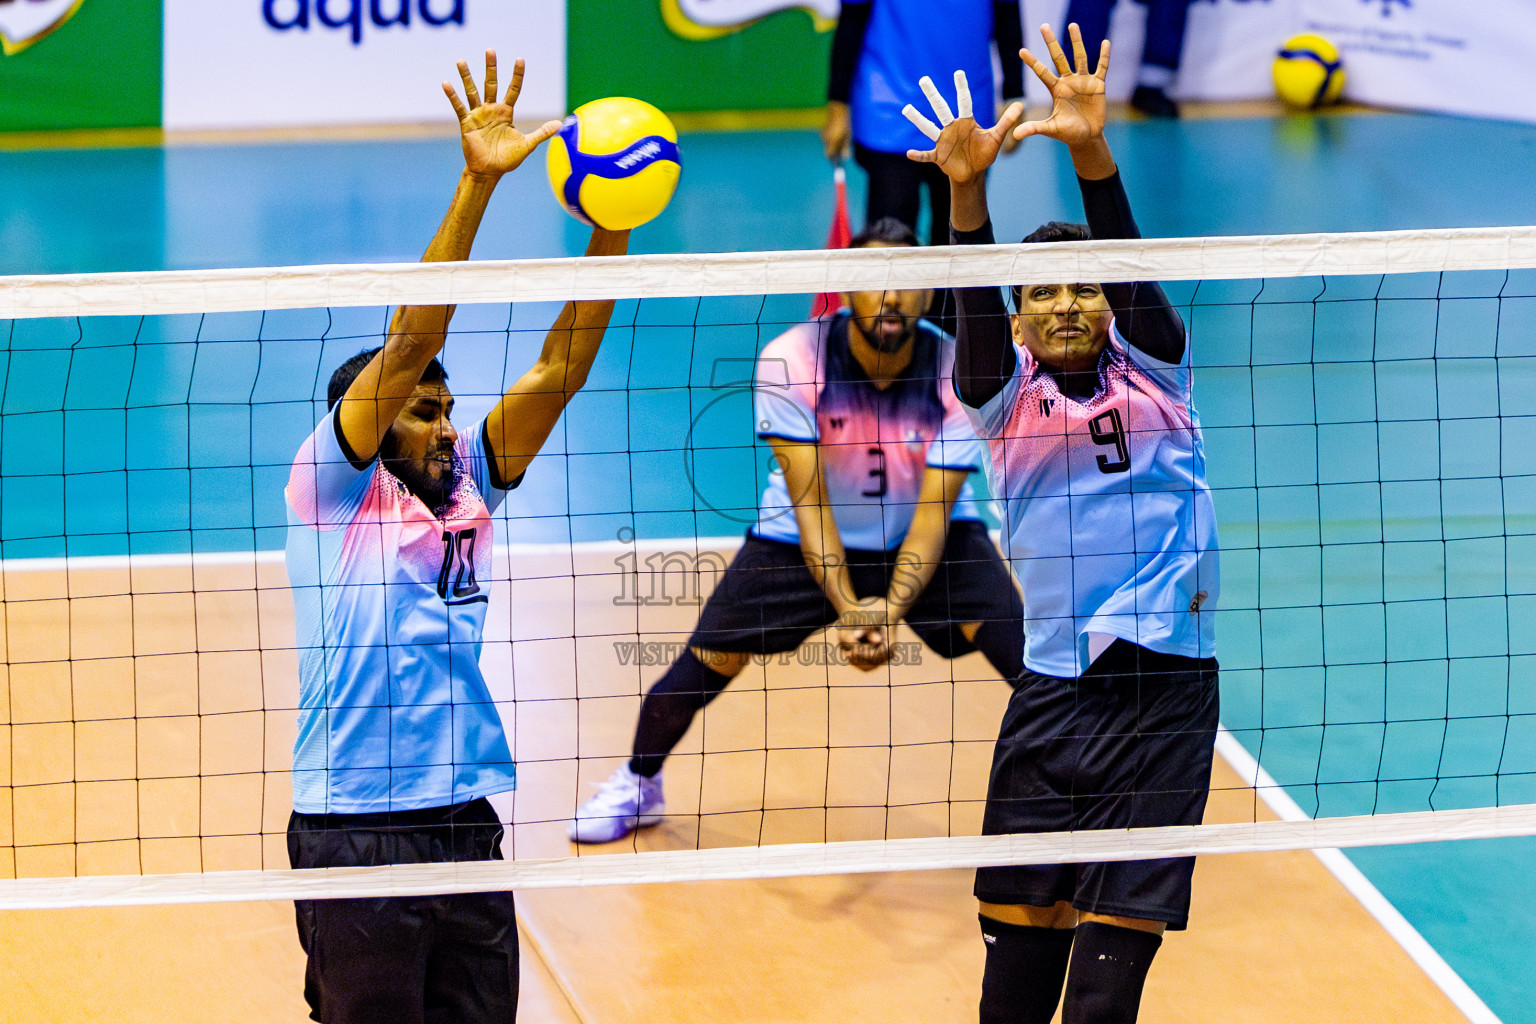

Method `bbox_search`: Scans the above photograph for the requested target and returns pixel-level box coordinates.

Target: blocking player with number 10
[282,52,629,1022]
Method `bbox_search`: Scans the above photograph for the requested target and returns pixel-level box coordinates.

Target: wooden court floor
[0,548,1475,1022]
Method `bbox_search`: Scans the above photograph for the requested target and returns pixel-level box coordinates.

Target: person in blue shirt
[822,0,1026,249]
[1065,0,1195,117]
[284,51,629,1023]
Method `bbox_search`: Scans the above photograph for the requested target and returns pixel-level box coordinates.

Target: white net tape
[4,226,1536,319]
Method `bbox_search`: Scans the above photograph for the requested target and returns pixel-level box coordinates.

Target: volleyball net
[4,228,1536,909]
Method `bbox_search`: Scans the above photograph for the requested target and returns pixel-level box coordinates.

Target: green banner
[567,1,831,113]
[0,0,162,132]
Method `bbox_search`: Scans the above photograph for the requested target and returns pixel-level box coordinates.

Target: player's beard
[381,432,459,512]
[866,312,917,354]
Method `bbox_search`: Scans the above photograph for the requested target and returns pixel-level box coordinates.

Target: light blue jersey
[285,412,517,813]
[963,324,1220,677]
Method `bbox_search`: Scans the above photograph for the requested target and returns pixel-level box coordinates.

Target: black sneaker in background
[1131,85,1180,119]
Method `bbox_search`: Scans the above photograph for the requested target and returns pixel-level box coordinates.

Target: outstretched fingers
[918,75,956,127]
[456,59,482,111]
[902,103,943,142]
[1094,38,1111,80]
[442,81,470,122]
[954,70,973,121]
[504,55,527,107]
[527,118,562,147]
[993,100,1025,139]
[1020,46,1058,91]
[1040,24,1071,76]
[1068,22,1089,75]
[483,50,498,109]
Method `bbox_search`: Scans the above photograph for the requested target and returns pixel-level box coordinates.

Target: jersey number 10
[437,528,484,603]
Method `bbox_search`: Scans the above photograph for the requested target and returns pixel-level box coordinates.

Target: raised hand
[903,71,1024,184]
[443,51,562,180]
[1014,23,1109,148]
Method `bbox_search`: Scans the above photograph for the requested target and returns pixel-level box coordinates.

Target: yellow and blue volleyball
[1273,35,1346,110]
[546,97,681,231]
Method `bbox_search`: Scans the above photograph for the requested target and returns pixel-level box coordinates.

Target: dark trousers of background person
[1065,0,1194,78]
[855,141,957,336]
[288,799,518,1024]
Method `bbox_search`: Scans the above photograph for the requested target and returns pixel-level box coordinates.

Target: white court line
[1215,729,1503,1024]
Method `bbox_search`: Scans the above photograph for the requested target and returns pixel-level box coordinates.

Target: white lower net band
[5,787,1535,911]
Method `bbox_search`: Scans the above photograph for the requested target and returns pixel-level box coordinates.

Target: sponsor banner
[569,0,830,111]
[163,0,566,131]
[0,0,161,131]
[663,0,836,39]
[0,0,84,55]
[1299,0,1536,123]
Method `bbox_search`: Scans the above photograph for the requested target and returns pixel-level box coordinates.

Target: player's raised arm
[1016,23,1186,363]
[904,72,1023,409]
[482,226,630,486]
[335,51,560,466]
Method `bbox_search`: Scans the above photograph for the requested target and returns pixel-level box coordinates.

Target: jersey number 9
[1089,409,1131,474]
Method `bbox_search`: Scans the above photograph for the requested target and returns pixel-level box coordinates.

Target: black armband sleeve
[828,1,873,104]
[480,419,525,493]
[951,219,1017,409]
[994,1,1026,101]
[1079,171,1186,364]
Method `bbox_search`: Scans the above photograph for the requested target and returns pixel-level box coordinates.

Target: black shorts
[690,520,1020,658]
[287,798,518,1024]
[974,643,1219,930]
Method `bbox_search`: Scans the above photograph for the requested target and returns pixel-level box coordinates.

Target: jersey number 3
[862,446,888,497]
[437,528,484,603]
[1089,409,1131,474]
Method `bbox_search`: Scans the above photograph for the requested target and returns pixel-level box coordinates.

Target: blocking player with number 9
[903,23,1223,1024]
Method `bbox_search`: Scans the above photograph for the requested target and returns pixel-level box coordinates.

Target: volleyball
[1273,34,1345,110]
[546,97,682,231]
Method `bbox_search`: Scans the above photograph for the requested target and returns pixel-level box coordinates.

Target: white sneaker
[569,765,665,844]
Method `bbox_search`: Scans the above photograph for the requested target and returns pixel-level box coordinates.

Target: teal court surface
[4,110,1536,1020]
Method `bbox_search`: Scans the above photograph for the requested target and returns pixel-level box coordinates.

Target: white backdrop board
[163,0,567,131]
[1022,0,1536,123]
[1299,0,1536,123]
[1021,0,1300,103]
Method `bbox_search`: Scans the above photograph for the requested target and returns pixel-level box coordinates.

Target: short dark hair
[1021,221,1090,246]
[850,216,918,249]
[326,347,448,411]
[1013,221,1092,309]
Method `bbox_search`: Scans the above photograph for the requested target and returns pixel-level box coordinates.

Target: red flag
[810,163,852,319]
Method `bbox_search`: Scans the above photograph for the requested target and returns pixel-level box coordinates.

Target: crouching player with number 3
[570,218,1026,845]
[904,24,1221,1024]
